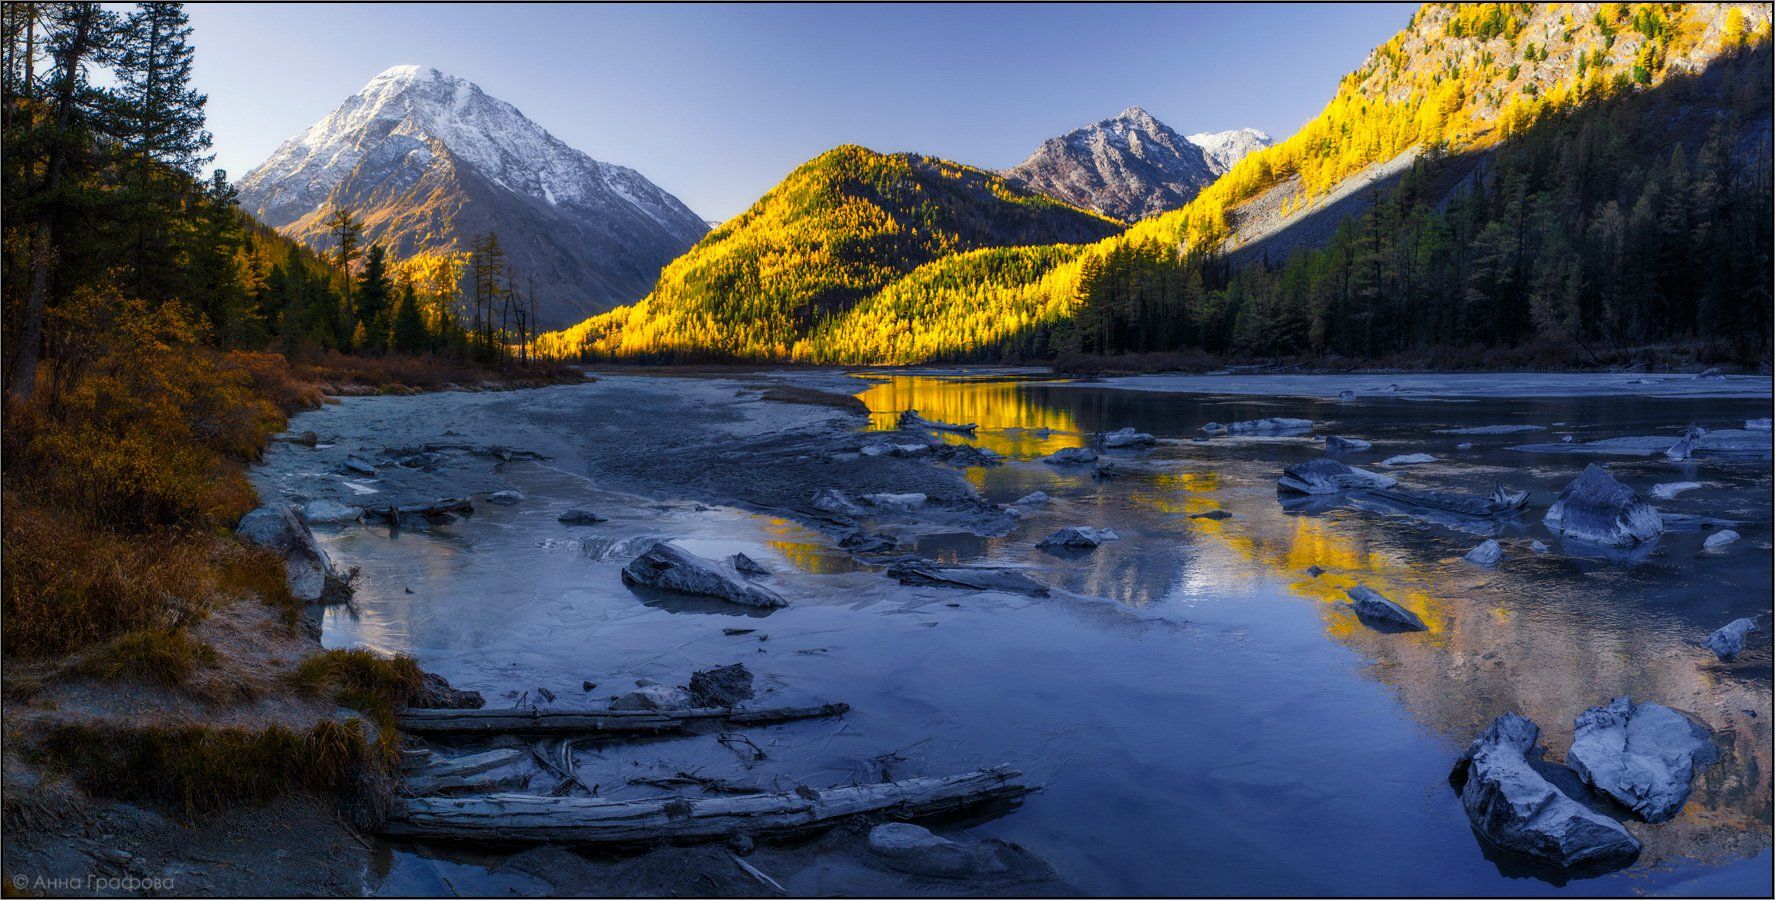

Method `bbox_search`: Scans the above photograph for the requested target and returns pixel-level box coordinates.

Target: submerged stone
[1324,435,1372,452]
[811,488,867,516]
[1345,585,1427,632]
[867,823,1004,878]
[487,489,526,505]
[1703,529,1740,551]
[1542,464,1662,547]
[1043,447,1099,465]
[1036,526,1120,549]
[1450,713,1641,869]
[1381,453,1437,466]
[1101,427,1156,448]
[299,499,362,526]
[1649,481,1701,500]
[1567,697,1716,823]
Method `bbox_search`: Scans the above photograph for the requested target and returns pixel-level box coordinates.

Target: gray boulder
[609,684,691,711]
[621,542,788,608]
[885,561,1049,596]
[1043,447,1098,465]
[558,509,608,525]
[864,492,927,511]
[299,499,362,526]
[1277,458,1397,495]
[1450,713,1641,869]
[1463,539,1503,567]
[339,455,377,477]
[1542,464,1663,547]
[1014,491,1051,506]
[1036,526,1120,550]
[1531,540,1550,553]
[1705,617,1759,660]
[1649,481,1701,500]
[487,489,526,505]
[1381,453,1437,466]
[1567,697,1715,823]
[1101,427,1156,448]
[1345,585,1427,631]
[236,504,353,604]
[866,823,1005,878]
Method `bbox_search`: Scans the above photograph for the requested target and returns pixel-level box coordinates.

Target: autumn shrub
[0,497,216,657]
[39,719,374,816]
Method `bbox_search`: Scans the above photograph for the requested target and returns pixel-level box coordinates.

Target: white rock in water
[1382,453,1437,466]
[1036,526,1120,549]
[1324,435,1372,452]
[1748,418,1772,431]
[1542,464,1663,547]
[609,684,690,711]
[1043,447,1098,465]
[1277,458,1397,494]
[487,489,526,505]
[1101,427,1156,448]
[1567,697,1716,823]
[866,823,1003,878]
[1345,585,1427,631]
[1703,529,1740,551]
[1451,714,1641,869]
[299,499,362,525]
[1014,491,1051,506]
[1705,617,1759,659]
[1649,481,1702,500]
[1456,442,1474,450]
[1337,390,1357,402]
[621,541,788,608]
[1531,540,1549,553]
[1464,539,1503,567]
[864,492,927,511]
[1226,417,1315,434]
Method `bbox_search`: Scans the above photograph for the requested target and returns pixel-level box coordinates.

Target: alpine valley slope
[237,65,708,327]
[537,145,1121,361]
[544,2,1773,365]
[1001,107,1272,221]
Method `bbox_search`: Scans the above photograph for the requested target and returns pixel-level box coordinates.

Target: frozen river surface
[251,370,1773,896]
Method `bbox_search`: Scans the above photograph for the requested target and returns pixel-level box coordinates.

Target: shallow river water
[253,371,1773,897]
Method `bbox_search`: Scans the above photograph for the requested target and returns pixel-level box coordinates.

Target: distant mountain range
[1001,108,1272,221]
[236,65,708,327]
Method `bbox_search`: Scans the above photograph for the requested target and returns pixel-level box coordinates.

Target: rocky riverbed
[247,369,1773,896]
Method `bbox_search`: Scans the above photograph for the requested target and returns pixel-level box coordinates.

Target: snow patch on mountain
[1187,127,1276,174]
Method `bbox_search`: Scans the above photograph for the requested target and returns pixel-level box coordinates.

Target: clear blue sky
[188,3,1416,220]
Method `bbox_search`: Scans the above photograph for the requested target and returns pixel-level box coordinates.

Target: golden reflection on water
[910,374,1769,865]
[853,375,1083,458]
[761,517,860,574]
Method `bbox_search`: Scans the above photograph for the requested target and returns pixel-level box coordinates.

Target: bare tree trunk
[9,6,94,398]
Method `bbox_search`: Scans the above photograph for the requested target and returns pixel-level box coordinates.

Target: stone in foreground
[1705,617,1760,660]
[1036,526,1120,549]
[1450,713,1641,869]
[236,504,354,603]
[622,541,788,608]
[1345,585,1427,631]
[867,822,1007,878]
[1542,464,1663,547]
[1043,447,1098,465]
[1566,697,1715,823]
[1277,458,1397,495]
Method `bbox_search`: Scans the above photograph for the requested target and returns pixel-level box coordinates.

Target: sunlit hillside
[535,145,1121,361]
[542,2,1773,365]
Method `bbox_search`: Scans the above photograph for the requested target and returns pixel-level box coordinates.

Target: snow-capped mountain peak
[1186,127,1276,175]
[236,66,708,326]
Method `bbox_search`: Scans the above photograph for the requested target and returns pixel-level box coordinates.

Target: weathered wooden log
[383,765,1031,844]
[394,703,849,735]
[404,770,532,798]
[362,498,474,521]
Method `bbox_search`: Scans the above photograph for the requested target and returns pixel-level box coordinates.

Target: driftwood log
[383,765,1031,844]
[362,498,474,522]
[394,703,850,736]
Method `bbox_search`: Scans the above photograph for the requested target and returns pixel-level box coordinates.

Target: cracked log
[383,765,1030,844]
[395,703,850,735]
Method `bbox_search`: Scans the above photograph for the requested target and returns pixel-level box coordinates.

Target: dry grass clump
[39,720,374,817]
[289,648,425,761]
[68,629,220,686]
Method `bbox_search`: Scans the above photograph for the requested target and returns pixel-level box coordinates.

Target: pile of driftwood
[385,702,1032,846]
